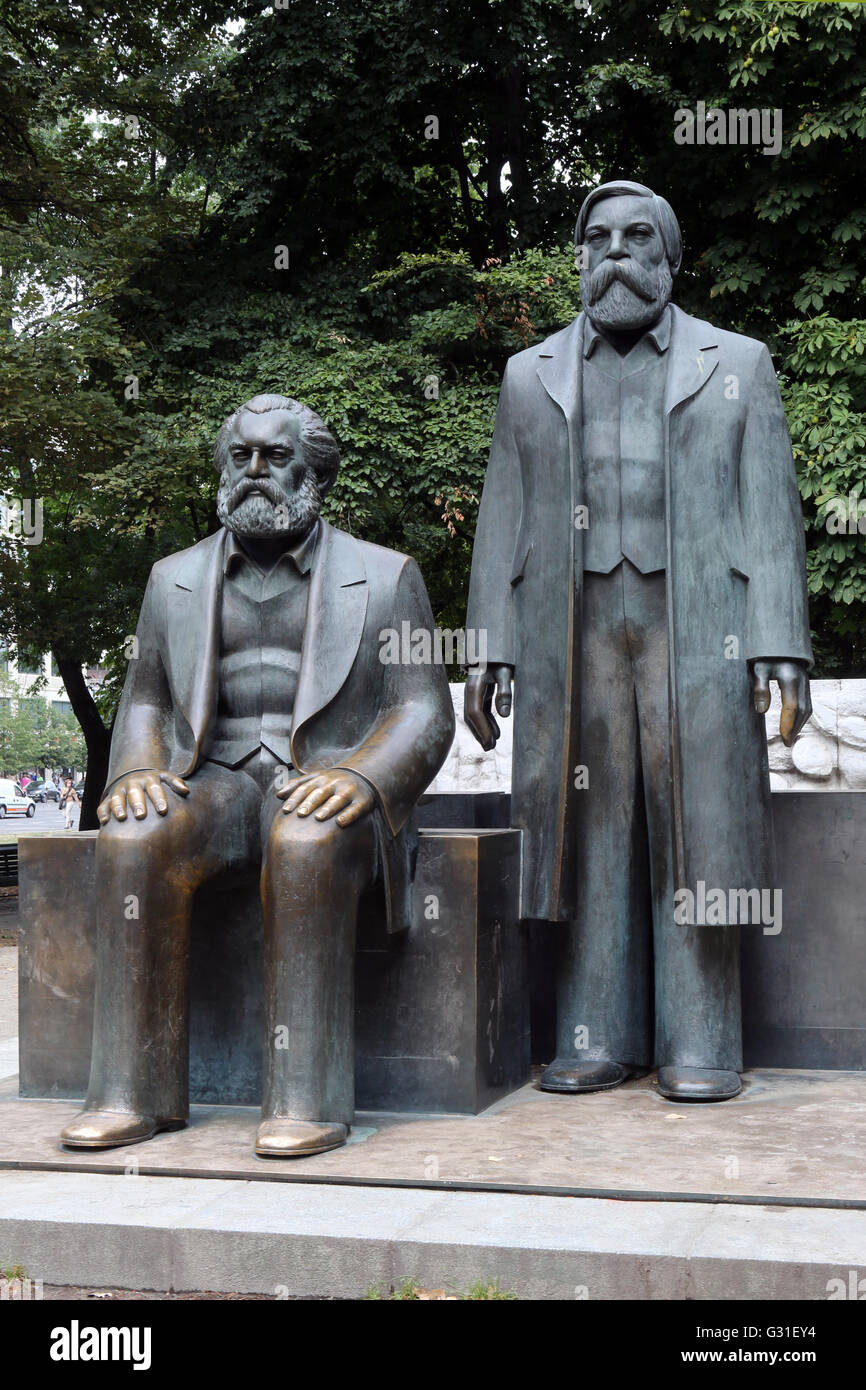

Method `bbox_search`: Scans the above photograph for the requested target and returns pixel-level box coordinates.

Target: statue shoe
[657,1066,742,1102]
[255,1118,349,1158]
[539,1058,644,1094]
[60,1110,186,1149]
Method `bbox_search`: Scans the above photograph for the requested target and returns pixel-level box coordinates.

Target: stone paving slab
[1,1170,864,1299]
[2,1068,866,1206]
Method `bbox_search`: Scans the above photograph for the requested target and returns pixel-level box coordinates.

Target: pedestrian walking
[59,778,80,829]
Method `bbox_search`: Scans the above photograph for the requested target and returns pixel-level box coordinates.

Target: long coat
[106,519,455,932]
[466,305,813,922]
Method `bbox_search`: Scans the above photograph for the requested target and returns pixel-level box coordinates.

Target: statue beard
[581,257,673,333]
[216,468,323,539]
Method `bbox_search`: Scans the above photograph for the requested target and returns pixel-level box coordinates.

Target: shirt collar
[584,304,672,358]
[223,518,320,577]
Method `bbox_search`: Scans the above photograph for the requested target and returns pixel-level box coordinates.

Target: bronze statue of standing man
[465,181,812,1102]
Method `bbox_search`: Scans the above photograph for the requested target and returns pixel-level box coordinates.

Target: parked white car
[0,779,36,819]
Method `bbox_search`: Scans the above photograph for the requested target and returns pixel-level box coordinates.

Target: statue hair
[574,181,682,275]
[214,394,340,496]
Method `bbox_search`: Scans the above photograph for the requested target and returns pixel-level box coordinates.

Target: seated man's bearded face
[216,408,324,540]
[580,193,673,333]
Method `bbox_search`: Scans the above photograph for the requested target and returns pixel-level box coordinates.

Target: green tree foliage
[0,695,82,776]
[137,0,866,670]
[0,0,233,819]
[653,2,866,672]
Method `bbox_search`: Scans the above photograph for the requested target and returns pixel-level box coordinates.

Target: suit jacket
[467,305,813,921]
[106,520,455,931]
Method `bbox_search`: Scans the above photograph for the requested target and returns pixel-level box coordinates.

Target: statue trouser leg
[621,570,742,1075]
[553,561,741,1090]
[553,564,654,1075]
[259,805,378,1134]
[71,763,262,1137]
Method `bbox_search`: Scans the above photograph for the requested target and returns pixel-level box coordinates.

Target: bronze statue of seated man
[61,394,454,1158]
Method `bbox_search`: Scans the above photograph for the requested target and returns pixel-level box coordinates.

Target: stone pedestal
[742,792,866,1069]
[422,791,866,1073]
[18,828,529,1115]
[510,791,866,1072]
[18,834,97,1098]
[17,790,866,1099]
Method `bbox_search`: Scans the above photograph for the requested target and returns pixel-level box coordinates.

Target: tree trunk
[54,656,110,830]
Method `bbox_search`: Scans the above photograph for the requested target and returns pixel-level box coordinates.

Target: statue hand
[277,769,375,827]
[464,664,514,751]
[751,659,812,748]
[97,770,190,824]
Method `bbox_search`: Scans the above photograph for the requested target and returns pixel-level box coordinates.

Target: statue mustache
[587,259,659,303]
[226,476,287,511]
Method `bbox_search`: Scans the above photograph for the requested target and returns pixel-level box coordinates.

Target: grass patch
[363,1276,517,1300]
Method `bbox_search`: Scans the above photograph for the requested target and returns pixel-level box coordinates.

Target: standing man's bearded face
[216,409,324,540]
[579,193,674,333]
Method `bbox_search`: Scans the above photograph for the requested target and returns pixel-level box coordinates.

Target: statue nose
[247,450,269,477]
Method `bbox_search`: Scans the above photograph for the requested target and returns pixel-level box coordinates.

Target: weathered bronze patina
[60,395,454,1156]
[465,181,812,1103]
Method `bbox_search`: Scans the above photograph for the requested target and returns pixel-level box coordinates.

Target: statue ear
[668,251,682,277]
